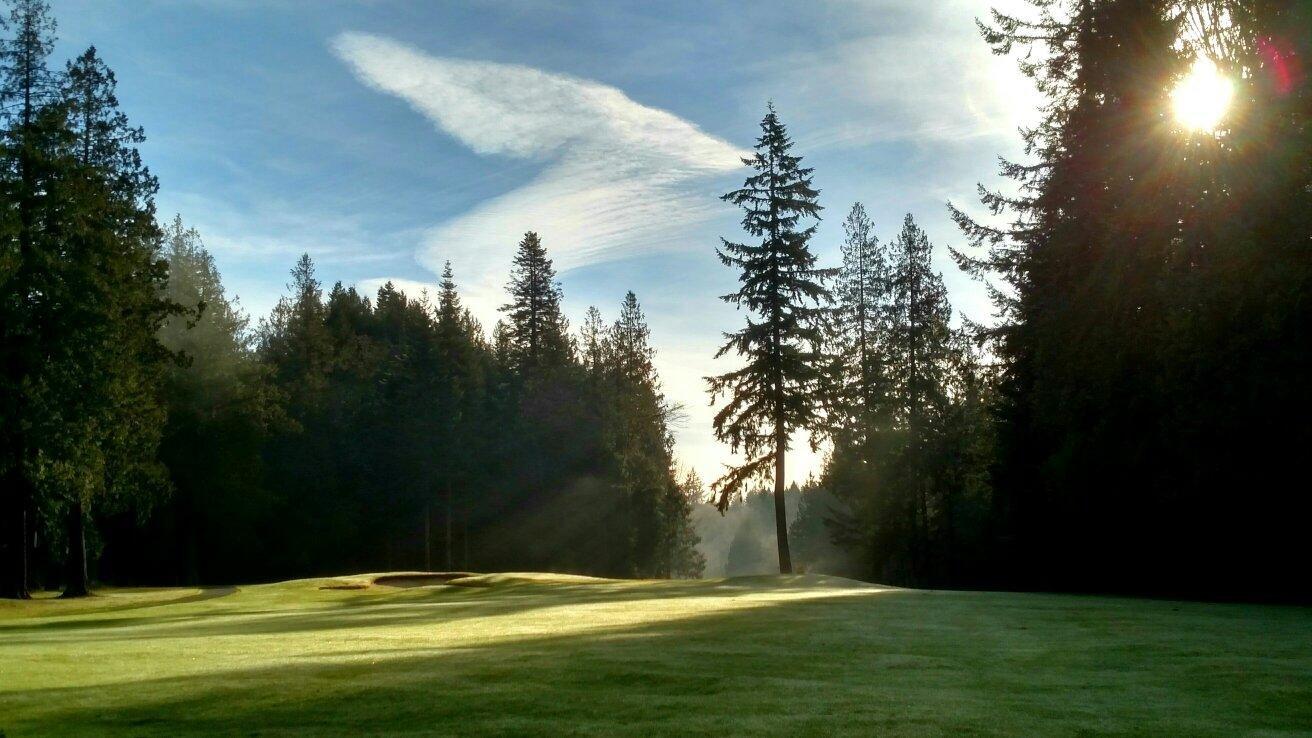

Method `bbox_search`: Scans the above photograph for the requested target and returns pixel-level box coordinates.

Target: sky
[50,0,1038,487]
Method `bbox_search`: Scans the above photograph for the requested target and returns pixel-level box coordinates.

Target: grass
[1,573,1310,736]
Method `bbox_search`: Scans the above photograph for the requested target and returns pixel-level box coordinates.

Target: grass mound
[1,572,1309,735]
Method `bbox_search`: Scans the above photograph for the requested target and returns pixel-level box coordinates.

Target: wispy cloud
[332,32,746,322]
[774,0,1041,153]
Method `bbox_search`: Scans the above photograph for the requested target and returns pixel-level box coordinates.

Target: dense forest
[2,0,1309,603]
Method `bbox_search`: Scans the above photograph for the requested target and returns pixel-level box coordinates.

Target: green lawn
[1,573,1309,736]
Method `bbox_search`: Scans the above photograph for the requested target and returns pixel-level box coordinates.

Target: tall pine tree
[708,104,833,574]
[51,44,174,597]
[0,0,61,599]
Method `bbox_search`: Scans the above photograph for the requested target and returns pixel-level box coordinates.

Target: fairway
[1,575,1309,736]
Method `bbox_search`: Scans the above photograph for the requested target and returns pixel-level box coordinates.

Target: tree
[49,44,175,597]
[500,231,571,375]
[602,291,676,576]
[0,0,61,600]
[661,470,706,579]
[97,217,278,586]
[950,0,1312,598]
[828,202,892,443]
[433,261,488,570]
[707,103,833,574]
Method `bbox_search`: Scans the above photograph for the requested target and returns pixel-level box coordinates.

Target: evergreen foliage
[708,104,833,574]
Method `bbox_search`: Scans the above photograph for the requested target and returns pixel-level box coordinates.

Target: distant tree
[260,254,333,409]
[500,231,571,375]
[97,217,279,585]
[662,470,706,579]
[433,261,488,570]
[578,305,607,377]
[828,203,890,441]
[602,291,674,576]
[707,104,833,574]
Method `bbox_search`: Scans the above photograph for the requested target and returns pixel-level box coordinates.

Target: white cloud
[332,32,747,324]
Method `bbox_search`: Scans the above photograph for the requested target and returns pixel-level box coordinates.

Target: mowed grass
[1,573,1310,736]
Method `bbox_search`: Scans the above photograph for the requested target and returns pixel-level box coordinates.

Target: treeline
[947,0,1311,599]
[0,0,701,597]
[713,1,1310,602]
[739,1,1310,600]
[101,227,702,584]
[804,209,994,587]
[707,106,994,586]
[5,0,1309,602]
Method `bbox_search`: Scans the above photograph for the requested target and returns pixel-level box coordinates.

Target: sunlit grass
[2,573,1309,735]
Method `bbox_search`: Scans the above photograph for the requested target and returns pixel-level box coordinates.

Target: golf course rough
[1,573,1309,735]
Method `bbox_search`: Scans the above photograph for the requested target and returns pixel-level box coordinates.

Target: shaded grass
[1,573,1309,736]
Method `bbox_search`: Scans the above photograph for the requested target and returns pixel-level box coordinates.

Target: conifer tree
[151,217,275,585]
[433,261,486,570]
[605,291,670,575]
[707,104,833,574]
[49,44,174,597]
[0,0,62,599]
[500,231,571,375]
[887,214,951,431]
[830,202,891,443]
[578,305,607,376]
[885,214,954,581]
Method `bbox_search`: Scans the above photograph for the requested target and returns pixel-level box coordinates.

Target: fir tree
[887,214,951,431]
[50,44,174,597]
[578,305,607,376]
[500,231,571,375]
[707,104,833,574]
[830,202,891,443]
[0,0,61,599]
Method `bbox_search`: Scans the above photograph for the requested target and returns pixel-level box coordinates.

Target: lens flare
[1171,57,1233,133]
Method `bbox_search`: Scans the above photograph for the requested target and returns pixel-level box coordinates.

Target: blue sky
[52,0,1037,485]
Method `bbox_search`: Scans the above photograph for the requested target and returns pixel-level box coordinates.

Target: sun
[1171,57,1234,132]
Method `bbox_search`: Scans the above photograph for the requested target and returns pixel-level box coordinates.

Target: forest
[1,0,1309,606]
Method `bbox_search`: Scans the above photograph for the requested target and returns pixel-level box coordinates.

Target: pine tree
[260,254,332,409]
[830,202,891,444]
[578,305,607,376]
[884,214,953,583]
[500,231,571,375]
[433,261,487,570]
[49,44,175,597]
[707,103,833,574]
[944,0,1312,595]
[604,291,672,576]
[662,470,706,579]
[0,0,61,599]
[887,214,951,431]
[611,292,656,387]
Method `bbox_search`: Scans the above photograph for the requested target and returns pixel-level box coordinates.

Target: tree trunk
[774,423,793,574]
[462,508,470,570]
[1,472,31,599]
[61,498,89,598]
[424,503,432,571]
[445,480,454,571]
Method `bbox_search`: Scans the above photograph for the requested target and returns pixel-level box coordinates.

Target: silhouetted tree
[708,103,833,574]
[0,0,62,600]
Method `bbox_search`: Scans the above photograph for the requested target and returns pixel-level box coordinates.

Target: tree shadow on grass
[4,585,1311,736]
[0,576,878,643]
